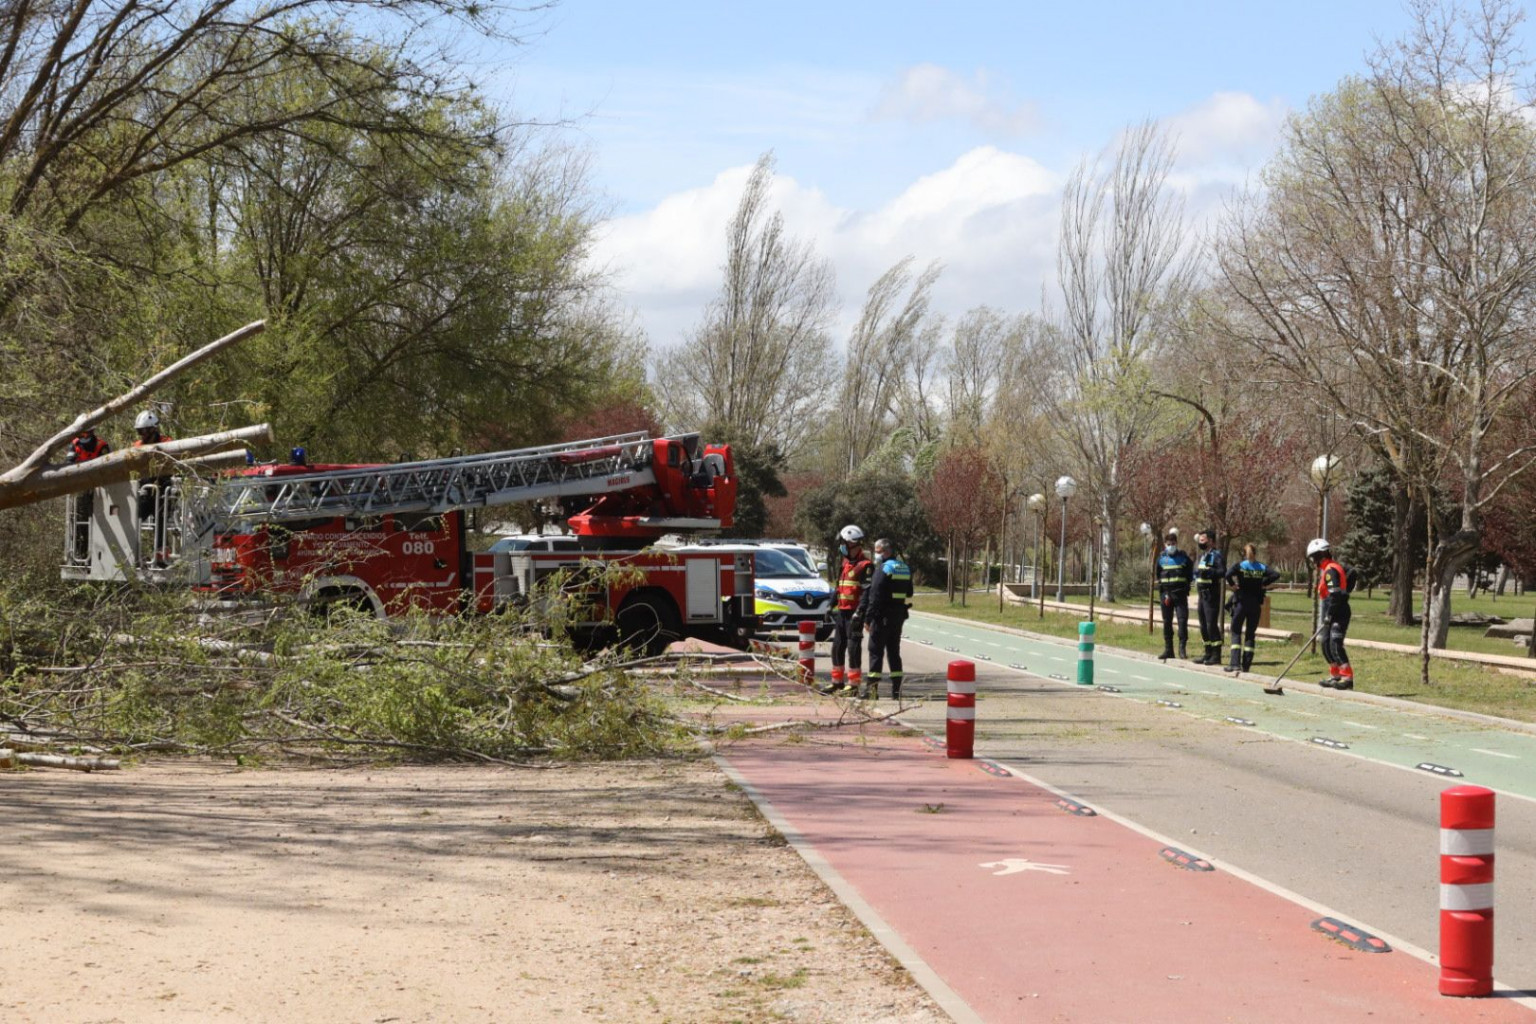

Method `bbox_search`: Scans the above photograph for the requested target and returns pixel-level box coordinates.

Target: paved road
[893,613,1536,990]
[709,612,1536,1021]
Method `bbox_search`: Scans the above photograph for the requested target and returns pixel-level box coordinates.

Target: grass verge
[913,593,1536,725]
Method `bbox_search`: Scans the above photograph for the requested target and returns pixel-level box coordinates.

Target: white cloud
[1163,91,1289,169]
[874,64,1041,137]
[590,90,1289,352]
[591,147,1059,349]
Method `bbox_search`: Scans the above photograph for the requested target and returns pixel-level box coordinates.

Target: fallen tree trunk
[1,320,266,485]
[0,750,121,771]
[0,425,273,510]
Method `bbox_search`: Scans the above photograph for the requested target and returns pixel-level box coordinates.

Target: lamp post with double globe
[1055,476,1077,603]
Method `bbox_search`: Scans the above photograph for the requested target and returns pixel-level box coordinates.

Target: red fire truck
[63,432,758,654]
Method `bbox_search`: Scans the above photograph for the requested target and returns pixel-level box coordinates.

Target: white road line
[1403,733,1430,741]
[1160,681,1183,689]
[1288,709,1320,717]
[1342,721,1379,730]
[1099,668,1120,675]
[1132,674,1151,681]
[1048,656,1066,662]
[1199,690,1220,696]
[1472,748,1518,760]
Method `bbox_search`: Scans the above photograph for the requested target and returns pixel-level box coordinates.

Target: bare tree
[1047,120,1192,602]
[835,257,942,475]
[1218,0,1536,662]
[661,153,836,457]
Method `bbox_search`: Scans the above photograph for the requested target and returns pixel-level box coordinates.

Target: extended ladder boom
[203,432,675,524]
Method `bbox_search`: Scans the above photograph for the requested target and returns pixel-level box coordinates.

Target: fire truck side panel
[209,510,466,615]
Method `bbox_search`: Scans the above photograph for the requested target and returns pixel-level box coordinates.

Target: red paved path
[712,698,1534,1024]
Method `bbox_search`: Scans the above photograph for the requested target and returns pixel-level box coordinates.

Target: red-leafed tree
[919,446,1002,604]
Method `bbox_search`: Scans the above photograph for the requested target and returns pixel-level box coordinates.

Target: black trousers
[830,609,861,671]
[1196,588,1222,649]
[868,611,907,682]
[1160,593,1188,650]
[1322,602,1352,668]
[1230,597,1262,668]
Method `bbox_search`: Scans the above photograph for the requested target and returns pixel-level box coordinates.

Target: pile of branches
[0,584,691,766]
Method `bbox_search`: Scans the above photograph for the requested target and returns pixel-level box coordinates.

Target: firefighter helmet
[134,409,159,430]
[1306,538,1331,559]
[839,524,864,544]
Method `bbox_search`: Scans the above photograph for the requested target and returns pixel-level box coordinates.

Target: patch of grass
[756,968,808,990]
[732,956,765,965]
[916,594,1536,724]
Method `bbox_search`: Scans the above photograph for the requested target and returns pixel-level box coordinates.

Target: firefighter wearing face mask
[1191,530,1226,664]
[1308,538,1356,690]
[823,524,874,696]
[1156,530,1193,661]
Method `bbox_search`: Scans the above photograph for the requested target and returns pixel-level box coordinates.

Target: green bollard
[1077,621,1096,686]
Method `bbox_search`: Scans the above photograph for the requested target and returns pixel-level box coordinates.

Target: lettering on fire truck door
[685,558,720,621]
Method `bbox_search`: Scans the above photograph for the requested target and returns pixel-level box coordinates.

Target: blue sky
[467,1,1489,347]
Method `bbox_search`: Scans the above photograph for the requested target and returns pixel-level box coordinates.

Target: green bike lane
[904,611,1536,803]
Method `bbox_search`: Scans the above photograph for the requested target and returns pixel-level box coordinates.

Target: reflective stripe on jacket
[835,556,873,611]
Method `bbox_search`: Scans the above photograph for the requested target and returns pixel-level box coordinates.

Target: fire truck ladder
[200,432,678,527]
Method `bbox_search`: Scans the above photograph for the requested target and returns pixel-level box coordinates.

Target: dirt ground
[0,757,947,1023]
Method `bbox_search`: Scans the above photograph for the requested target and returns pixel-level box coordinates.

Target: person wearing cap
[823,524,873,696]
[856,538,913,701]
[1156,529,1193,661]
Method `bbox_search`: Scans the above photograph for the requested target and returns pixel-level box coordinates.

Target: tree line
[660,0,1536,670]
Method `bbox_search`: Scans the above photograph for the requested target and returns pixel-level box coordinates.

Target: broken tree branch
[4,319,267,483]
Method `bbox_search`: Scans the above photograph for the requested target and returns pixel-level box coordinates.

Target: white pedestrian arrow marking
[980,858,1071,876]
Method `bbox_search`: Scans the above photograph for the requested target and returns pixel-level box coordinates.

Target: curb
[711,753,985,1024]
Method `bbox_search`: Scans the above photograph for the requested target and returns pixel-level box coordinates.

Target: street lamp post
[1140,522,1154,634]
[1309,454,1340,654]
[1027,493,1046,602]
[1055,476,1077,603]
[1088,516,1103,622]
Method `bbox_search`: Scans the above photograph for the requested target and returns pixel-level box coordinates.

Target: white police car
[664,541,833,640]
[748,546,834,640]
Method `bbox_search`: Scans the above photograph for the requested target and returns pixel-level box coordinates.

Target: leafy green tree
[793,469,940,582]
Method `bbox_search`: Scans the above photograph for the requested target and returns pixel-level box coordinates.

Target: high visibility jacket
[858,557,913,619]
[1193,548,1225,590]
[835,555,873,611]
[1226,559,1280,601]
[1317,558,1350,614]
[1157,549,1193,597]
[68,433,109,463]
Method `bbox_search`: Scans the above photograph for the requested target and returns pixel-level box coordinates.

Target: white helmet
[134,409,159,430]
[1306,538,1331,559]
[839,524,864,544]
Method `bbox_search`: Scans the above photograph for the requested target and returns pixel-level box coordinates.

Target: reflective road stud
[798,620,816,687]
[1077,621,1096,686]
[946,660,976,759]
[1440,784,1495,997]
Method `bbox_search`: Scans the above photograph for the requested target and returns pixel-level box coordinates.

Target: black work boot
[1224,647,1240,673]
[1178,642,1188,661]
[1158,647,1173,661]
[1242,653,1254,673]
[888,675,901,701]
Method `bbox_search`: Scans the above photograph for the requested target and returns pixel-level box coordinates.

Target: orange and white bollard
[946,660,976,759]
[1440,784,1495,997]
[798,619,817,687]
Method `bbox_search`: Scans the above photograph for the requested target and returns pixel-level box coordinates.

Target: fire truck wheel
[615,591,681,657]
[310,587,374,620]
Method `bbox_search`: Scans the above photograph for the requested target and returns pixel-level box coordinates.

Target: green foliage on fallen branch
[0,581,691,764]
